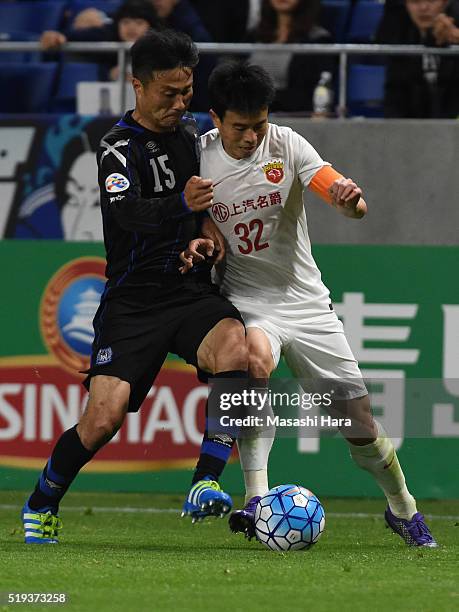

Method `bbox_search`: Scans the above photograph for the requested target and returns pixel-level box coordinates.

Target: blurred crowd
[1,0,459,117]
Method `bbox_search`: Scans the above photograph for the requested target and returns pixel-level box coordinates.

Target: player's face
[132,67,193,132]
[405,0,447,31]
[211,108,269,160]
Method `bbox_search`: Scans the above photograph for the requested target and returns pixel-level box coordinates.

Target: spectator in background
[148,0,215,109]
[190,0,251,42]
[433,4,459,43]
[108,0,160,80]
[247,0,334,113]
[41,0,213,110]
[247,0,263,32]
[151,0,212,41]
[377,0,459,118]
[41,0,160,81]
[71,7,113,30]
[69,0,212,42]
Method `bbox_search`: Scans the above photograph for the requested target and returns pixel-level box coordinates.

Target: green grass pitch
[1,492,458,612]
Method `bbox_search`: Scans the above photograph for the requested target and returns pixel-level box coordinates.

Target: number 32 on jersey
[234,218,269,254]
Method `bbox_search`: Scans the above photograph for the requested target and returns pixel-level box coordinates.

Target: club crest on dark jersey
[262,161,284,184]
[145,140,159,152]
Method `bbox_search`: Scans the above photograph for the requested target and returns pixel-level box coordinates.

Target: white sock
[349,421,417,520]
[237,435,273,503]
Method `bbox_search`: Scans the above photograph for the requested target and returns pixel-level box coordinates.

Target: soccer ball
[254,484,325,551]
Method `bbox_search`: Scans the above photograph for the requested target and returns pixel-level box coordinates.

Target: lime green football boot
[22,503,62,544]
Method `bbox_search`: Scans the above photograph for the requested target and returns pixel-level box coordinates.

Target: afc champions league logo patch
[262,160,284,184]
[40,257,106,375]
[105,172,130,193]
[211,202,230,223]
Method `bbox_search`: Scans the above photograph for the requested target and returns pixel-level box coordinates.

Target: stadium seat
[320,1,351,44]
[0,31,41,63]
[346,1,384,43]
[347,64,385,117]
[0,2,66,34]
[0,62,58,113]
[52,61,101,112]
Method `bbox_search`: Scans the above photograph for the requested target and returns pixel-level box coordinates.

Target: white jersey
[201,123,331,315]
[201,124,366,396]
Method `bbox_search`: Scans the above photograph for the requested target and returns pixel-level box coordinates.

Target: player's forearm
[112,193,192,232]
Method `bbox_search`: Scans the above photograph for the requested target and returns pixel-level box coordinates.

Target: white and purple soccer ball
[254,484,325,551]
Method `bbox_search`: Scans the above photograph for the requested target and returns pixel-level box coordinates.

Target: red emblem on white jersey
[212,202,230,223]
[262,161,284,184]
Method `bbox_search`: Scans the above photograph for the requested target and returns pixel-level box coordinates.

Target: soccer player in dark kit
[21,29,248,543]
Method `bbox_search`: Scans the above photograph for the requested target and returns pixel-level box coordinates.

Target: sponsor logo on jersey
[262,160,284,184]
[212,202,230,223]
[40,257,106,375]
[105,172,130,193]
[110,194,125,203]
[96,347,113,365]
[145,140,159,152]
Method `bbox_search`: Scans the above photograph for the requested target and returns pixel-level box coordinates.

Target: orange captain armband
[308,166,344,204]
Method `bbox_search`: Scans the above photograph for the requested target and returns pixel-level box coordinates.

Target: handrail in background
[0,42,458,115]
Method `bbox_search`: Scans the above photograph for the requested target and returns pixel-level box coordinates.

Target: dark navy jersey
[97,110,207,290]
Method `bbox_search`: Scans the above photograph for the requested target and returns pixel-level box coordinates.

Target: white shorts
[237,303,367,400]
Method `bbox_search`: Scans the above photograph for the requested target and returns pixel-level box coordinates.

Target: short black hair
[114,0,159,30]
[209,61,275,120]
[131,28,199,84]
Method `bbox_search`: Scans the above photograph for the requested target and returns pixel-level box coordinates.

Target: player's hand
[329,177,365,218]
[201,216,225,264]
[40,30,67,50]
[183,176,213,212]
[179,238,215,274]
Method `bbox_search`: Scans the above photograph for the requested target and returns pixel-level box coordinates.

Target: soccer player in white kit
[182,62,437,547]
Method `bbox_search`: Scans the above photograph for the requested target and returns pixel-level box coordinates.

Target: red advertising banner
[0,254,208,473]
[0,359,207,472]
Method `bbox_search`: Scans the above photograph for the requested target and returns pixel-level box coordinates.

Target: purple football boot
[385,506,438,547]
[228,496,261,540]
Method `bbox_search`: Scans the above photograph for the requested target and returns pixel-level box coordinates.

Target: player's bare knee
[79,380,129,450]
[198,319,248,372]
[93,410,124,439]
[196,341,214,373]
[339,395,377,444]
[78,407,125,450]
[214,328,248,372]
[350,396,375,424]
[248,352,273,379]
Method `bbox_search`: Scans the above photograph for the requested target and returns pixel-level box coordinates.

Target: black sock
[192,370,247,484]
[28,425,95,512]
